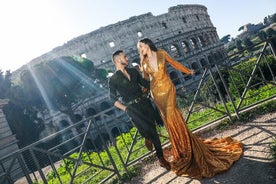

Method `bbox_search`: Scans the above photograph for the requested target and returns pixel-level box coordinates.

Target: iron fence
[0,37,275,184]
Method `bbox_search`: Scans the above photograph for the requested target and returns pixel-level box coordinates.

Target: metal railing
[0,37,275,184]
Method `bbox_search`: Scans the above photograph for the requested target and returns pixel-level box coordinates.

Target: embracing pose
[137,38,243,179]
[108,50,170,170]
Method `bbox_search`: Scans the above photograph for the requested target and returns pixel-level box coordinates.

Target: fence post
[209,66,233,122]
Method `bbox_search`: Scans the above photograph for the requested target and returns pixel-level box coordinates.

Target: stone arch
[161,22,168,29]
[75,114,83,122]
[181,41,190,53]
[58,119,77,150]
[137,31,143,37]
[210,32,217,43]
[93,133,110,151]
[170,44,180,58]
[203,34,210,45]
[86,107,100,121]
[170,71,181,85]
[208,55,214,64]
[213,52,221,63]
[191,62,200,75]
[60,119,70,128]
[200,58,208,67]
[100,101,114,115]
[190,38,199,50]
[182,17,187,23]
[198,35,206,47]
[74,113,85,129]
[111,127,120,138]
[216,51,225,62]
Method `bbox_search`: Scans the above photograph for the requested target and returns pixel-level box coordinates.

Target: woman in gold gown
[137,38,243,179]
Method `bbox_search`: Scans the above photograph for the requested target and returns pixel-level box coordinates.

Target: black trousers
[126,98,163,158]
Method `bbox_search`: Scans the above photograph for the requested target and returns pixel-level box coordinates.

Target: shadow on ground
[125,113,276,184]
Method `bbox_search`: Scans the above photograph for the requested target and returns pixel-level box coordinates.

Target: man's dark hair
[112,50,124,62]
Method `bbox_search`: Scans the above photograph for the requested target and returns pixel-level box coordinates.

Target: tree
[266,28,276,38]
[258,31,267,41]
[235,39,244,52]
[1,56,107,148]
[264,13,276,25]
[73,55,95,74]
[264,16,269,26]
[220,34,231,44]
[243,37,254,51]
[238,25,244,32]
[19,56,100,124]
[3,102,41,147]
[0,69,43,148]
[271,13,276,23]
[93,68,109,88]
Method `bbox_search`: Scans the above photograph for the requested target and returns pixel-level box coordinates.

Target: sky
[0,0,275,72]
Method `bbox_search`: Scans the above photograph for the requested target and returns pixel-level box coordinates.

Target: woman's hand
[190,70,196,75]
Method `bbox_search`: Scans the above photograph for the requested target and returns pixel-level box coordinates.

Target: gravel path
[125,112,276,184]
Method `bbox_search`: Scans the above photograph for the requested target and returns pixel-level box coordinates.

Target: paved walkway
[125,112,276,184]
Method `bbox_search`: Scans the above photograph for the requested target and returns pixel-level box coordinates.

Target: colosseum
[28,4,225,78]
[17,4,227,141]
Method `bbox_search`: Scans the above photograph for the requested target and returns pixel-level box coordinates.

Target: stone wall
[0,99,23,183]
[12,4,227,141]
[25,4,225,74]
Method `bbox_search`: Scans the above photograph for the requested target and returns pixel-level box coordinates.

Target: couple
[108,38,243,179]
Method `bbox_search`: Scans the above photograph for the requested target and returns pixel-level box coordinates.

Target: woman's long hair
[139,38,158,51]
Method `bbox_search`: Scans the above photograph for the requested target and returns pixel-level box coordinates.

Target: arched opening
[190,38,199,50]
[191,62,200,75]
[86,107,100,121]
[137,31,143,37]
[59,119,77,151]
[170,71,181,85]
[200,58,208,67]
[100,101,114,115]
[111,127,121,138]
[204,34,210,45]
[60,119,70,128]
[208,55,214,64]
[162,22,167,29]
[75,114,82,122]
[75,113,85,130]
[93,133,110,152]
[170,44,180,58]
[214,53,221,63]
[198,36,206,47]
[181,41,190,53]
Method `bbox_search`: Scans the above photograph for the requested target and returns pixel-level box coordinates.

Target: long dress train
[141,49,243,179]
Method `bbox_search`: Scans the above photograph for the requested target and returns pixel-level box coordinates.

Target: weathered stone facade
[26,4,225,76]
[14,4,227,140]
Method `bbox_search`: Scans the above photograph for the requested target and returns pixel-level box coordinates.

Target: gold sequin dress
[141,49,243,179]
